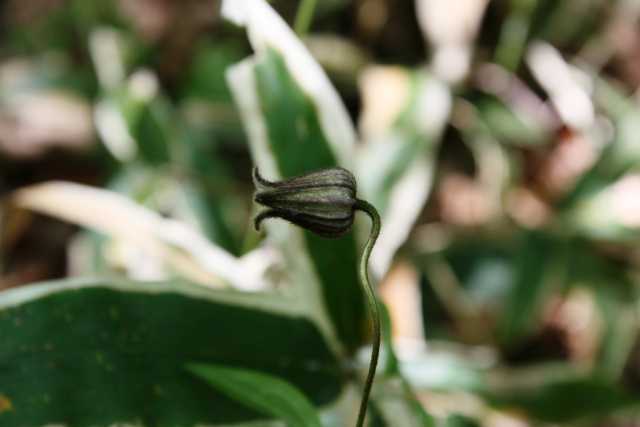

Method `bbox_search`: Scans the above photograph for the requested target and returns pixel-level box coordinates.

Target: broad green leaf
[224,0,364,353]
[0,278,342,426]
[188,363,323,427]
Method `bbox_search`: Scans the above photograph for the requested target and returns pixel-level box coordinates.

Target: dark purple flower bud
[253,167,358,238]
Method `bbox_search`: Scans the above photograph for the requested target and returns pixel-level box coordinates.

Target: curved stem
[354,199,381,427]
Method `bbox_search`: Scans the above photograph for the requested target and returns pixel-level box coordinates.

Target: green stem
[294,0,318,36]
[354,199,381,427]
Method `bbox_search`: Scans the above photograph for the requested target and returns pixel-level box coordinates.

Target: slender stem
[354,199,381,427]
[294,0,318,36]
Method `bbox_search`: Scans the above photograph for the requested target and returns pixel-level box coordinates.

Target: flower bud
[253,167,357,238]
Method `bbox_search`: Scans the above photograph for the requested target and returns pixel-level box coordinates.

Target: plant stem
[354,199,381,427]
[294,0,317,36]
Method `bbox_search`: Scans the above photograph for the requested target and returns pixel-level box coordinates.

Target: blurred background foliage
[1,0,640,425]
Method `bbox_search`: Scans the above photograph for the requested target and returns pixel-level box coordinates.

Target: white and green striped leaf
[223,0,365,354]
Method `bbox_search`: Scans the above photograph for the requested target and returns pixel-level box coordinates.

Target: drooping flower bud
[252,165,382,427]
[253,167,358,238]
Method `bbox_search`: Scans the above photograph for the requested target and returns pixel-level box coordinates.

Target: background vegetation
[1,0,640,425]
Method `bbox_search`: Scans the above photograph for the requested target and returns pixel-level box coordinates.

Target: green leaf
[253,49,364,351]
[494,0,537,70]
[131,100,172,165]
[534,0,605,48]
[442,241,515,307]
[368,403,388,427]
[229,46,364,352]
[419,239,515,340]
[559,79,640,217]
[224,0,364,352]
[179,42,246,103]
[565,244,638,379]
[499,232,562,346]
[0,278,342,426]
[180,179,242,256]
[443,414,481,427]
[187,363,323,427]
[254,50,338,173]
[487,376,638,422]
[103,90,172,166]
[471,93,546,147]
[553,80,640,242]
